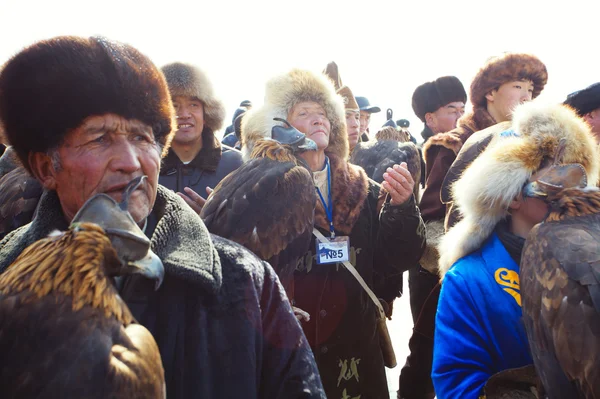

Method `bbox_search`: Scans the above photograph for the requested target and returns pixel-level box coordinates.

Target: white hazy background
[1,0,598,394]
[1,0,598,142]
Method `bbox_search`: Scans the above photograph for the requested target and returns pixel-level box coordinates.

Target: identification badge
[316,236,350,264]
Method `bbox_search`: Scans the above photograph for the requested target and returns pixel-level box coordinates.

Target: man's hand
[382,162,414,206]
[177,186,213,215]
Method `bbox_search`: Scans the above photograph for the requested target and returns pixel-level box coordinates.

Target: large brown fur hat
[0,36,175,172]
[438,101,599,278]
[161,62,226,133]
[470,53,548,108]
[241,69,347,160]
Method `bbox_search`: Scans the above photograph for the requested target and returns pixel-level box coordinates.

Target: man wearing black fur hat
[398,75,466,399]
[0,36,325,398]
[159,63,243,213]
[564,82,600,143]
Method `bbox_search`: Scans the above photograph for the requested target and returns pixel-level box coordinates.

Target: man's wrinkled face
[346,110,361,150]
[487,80,534,122]
[359,111,371,135]
[37,114,161,224]
[287,101,331,151]
[172,95,205,145]
[426,101,465,133]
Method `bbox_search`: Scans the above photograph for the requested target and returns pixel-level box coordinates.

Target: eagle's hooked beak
[271,117,318,153]
[522,181,548,199]
[71,175,165,290]
[522,163,588,201]
[295,137,318,152]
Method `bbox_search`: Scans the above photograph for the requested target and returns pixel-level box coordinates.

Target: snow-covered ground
[385,277,413,398]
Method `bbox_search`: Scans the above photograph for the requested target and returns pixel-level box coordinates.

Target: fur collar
[0,186,222,293]
[315,154,369,235]
[422,107,497,160]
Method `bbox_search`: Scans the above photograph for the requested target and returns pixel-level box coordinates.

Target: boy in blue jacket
[431,101,600,399]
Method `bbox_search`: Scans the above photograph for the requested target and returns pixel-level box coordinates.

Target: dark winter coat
[294,154,425,399]
[159,141,243,194]
[420,108,497,224]
[0,187,326,399]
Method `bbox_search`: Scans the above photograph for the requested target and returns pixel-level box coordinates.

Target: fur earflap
[161,62,226,133]
[438,101,599,278]
[0,36,175,172]
[241,69,347,161]
[470,53,548,108]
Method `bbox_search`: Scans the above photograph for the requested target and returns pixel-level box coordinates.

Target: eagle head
[271,118,317,154]
[71,175,164,290]
[522,138,589,201]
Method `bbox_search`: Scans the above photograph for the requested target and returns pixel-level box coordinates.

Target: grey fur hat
[161,62,226,133]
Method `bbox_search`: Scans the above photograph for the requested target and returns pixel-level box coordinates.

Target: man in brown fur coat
[439,54,548,230]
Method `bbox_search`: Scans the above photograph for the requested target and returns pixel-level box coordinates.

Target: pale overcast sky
[1,0,597,139]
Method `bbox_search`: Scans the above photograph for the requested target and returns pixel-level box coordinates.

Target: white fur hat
[438,101,600,278]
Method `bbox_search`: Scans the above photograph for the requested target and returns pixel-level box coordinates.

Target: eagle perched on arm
[521,144,600,398]
[0,176,166,398]
[200,119,317,318]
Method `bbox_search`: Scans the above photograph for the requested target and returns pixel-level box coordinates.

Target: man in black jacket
[159,62,243,213]
[0,35,325,399]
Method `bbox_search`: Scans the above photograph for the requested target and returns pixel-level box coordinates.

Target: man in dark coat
[159,62,243,213]
[0,35,325,399]
[242,67,426,399]
[399,75,467,399]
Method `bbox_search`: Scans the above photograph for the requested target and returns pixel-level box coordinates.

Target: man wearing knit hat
[0,36,325,398]
[159,63,243,213]
[398,75,466,399]
[564,82,600,143]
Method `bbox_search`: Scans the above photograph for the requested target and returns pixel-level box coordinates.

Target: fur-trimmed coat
[0,187,326,399]
[294,154,425,399]
[418,108,497,273]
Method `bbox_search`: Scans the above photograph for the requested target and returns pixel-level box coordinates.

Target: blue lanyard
[315,157,335,238]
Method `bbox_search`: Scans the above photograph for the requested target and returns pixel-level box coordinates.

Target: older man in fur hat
[159,62,243,213]
[433,102,599,398]
[397,75,466,399]
[242,68,425,399]
[564,82,600,143]
[0,36,325,398]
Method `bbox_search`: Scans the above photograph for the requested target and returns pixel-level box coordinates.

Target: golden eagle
[200,119,316,317]
[521,155,600,398]
[0,176,166,398]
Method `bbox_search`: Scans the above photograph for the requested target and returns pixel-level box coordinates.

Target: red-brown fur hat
[470,53,548,108]
[0,36,175,172]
